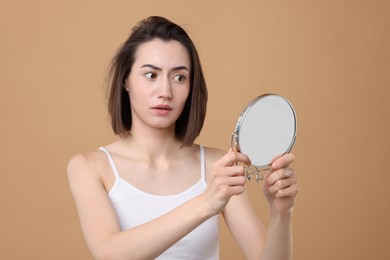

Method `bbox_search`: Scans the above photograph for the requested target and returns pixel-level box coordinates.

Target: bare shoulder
[67,150,105,172]
[203,146,226,164]
[67,149,109,186]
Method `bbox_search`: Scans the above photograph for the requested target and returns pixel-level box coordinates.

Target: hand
[202,150,251,216]
[262,153,298,214]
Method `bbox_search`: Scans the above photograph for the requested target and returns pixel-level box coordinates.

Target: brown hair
[108,16,208,147]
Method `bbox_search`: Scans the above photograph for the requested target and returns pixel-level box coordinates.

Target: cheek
[128,78,148,100]
[180,84,191,101]
[128,87,147,110]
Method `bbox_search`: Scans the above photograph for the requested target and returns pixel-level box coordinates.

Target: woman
[68,16,298,260]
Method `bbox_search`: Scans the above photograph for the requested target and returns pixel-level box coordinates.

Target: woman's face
[125,39,191,132]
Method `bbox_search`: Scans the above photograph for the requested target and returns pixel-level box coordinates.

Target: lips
[152,104,172,110]
[151,104,173,115]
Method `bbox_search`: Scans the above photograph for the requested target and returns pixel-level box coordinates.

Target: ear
[123,79,129,92]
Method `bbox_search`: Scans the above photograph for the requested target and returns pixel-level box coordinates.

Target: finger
[268,176,297,194]
[213,175,246,192]
[212,165,246,183]
[226,185,246,197]
[271,153,296,170]
[230,143,238,152]
[229,175,247,187]
[267,168,296,185]
[218,150,251,167]
[274,183,299,198]
[221,165,246,177]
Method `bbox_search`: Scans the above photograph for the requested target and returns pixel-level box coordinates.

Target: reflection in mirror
[231,94,297,182]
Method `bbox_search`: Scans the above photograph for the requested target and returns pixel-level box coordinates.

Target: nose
[158,77,172,100]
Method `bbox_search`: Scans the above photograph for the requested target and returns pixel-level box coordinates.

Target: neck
[125,124,184,162]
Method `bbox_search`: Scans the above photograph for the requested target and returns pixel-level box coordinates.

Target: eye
[144,72,157,80]
[173,74,186,83]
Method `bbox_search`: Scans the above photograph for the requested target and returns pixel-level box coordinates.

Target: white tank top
[99,146,219,259]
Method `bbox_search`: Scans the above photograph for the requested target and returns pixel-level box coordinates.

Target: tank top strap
[98,147,120,179]
[99,146,205,182]
[200,145,206,181]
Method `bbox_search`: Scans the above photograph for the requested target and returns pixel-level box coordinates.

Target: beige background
[1,0,389,259]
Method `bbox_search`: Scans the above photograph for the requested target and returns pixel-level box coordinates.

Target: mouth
[152,104,172,111]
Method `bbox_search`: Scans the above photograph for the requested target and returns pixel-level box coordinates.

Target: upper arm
[67,153,120,256]
[223,186,267,259]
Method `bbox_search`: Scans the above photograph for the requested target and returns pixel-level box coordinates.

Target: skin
[67,39,299,260]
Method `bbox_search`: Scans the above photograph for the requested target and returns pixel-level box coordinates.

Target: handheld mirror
[231,94,297,182]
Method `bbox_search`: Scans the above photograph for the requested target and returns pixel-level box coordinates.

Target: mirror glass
[232,94,297,182]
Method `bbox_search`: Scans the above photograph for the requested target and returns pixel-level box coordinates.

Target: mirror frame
[232,93,297,168]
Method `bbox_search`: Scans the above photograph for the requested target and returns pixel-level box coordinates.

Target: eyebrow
[140,64,189,72]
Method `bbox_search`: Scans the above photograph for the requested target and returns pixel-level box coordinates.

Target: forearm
[91,195,212,260]
[259,209,293,260]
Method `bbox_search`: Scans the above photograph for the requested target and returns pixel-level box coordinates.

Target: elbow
[93,249,111,260]
[93,245,144,260]
[89,237,157,260]
[92,245,118,260]
[88,235,122,260]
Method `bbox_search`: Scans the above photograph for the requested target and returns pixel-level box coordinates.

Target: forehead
[133,39,191,69]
